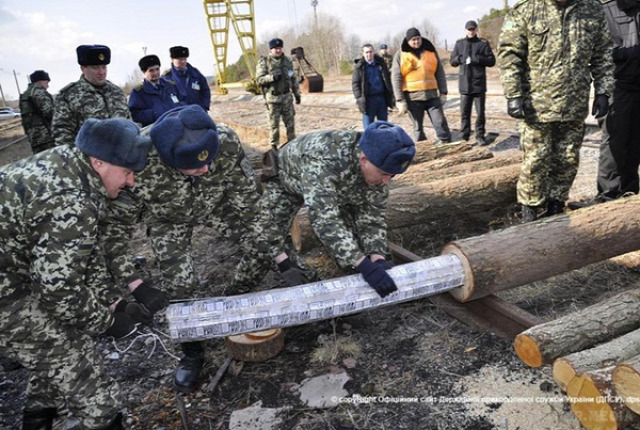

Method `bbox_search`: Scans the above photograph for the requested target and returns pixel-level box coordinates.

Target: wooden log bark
[391,147,510,189]
[292,163,520,251]
[411,141,474,165]
[442,195,640,303]
[567,366,640,430]
[553,328,640,391]
[613,355,640,415]
[513,289,640,368]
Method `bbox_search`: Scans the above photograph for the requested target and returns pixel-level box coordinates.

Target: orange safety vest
[400,50,438,92]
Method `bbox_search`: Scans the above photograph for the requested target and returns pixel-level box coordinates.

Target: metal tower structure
[203,0,258,94]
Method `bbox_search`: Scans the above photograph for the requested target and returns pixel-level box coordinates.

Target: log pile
[513,288,640,429]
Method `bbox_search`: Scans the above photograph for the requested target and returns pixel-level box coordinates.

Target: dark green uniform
[19,83,55,153]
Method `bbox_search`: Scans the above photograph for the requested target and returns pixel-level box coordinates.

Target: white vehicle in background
[0,107,20,120]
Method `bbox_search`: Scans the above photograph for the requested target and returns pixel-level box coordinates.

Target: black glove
[131,281,170,314]
[591,94,609,119]
[295,94,301,105]
[507,98,525,119]
[104,311,137,339]
[115,300,154,326]
[272,71,283,82]
[278,258,311,287]
[356,257,397,298]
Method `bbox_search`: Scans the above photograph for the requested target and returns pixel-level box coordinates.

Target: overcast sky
[0,0,506,100]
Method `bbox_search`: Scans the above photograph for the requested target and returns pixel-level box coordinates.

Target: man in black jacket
[450,20,496,146]
[596,0,640,201]
[352,44,395,128]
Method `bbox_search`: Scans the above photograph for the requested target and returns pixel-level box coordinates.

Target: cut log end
[440,243,475,302]
[225,329,285,362]
[513,333,543,368]
[613,364,640,415]
[553,358,577,392]
[568,375,618,430]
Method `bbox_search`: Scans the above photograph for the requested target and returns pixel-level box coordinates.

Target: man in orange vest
[391,27,452,143]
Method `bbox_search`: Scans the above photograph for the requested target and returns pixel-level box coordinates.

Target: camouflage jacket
[101,125,268,286]
[20,83,54,139]
[498,0,614,122]
[52,75,130,146]
[277,130,389,268]
[0,146,117,334]
[256,54,301,103]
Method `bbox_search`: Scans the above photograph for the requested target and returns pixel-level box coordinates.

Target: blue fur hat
[76,44,111,66]
[150,105,219,169]
[269,38,284,49]
[359,121,415,174]
[75,118,151,171]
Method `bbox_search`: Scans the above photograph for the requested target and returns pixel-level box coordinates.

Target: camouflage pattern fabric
[52,76,130,147]
[20,83,55,153]
[498,0,614,123]
[381,52,393,71]
[256,54,301,148]
[517,120,585,206]
[0,146,123,428]
[101,125,278,297]
[259,130,390,270]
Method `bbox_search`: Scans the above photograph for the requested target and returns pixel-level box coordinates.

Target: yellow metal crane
[202,0,258,94]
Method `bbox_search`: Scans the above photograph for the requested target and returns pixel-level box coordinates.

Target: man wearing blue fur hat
[163,45,211,111]
[101,105,302,393]
[258,120,416,298]
[0,118,158,430]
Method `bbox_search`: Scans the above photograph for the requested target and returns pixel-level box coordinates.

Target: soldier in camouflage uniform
[0,118,156,430]
[256,38,301,149]
[258,121,415,299]
[379,44,394,71]
[19,70,55,153]
[53,45,130,147]
[100,105,304,393]
[498,0,614,222]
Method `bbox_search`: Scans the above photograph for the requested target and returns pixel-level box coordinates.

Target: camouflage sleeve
[100,189,147,286]
[290,64,301,98]
[589,8,615,96]
[28,191,113,335]
[33,89,55,123]
[52,91,80,146]
[300,160,366,269]
[256,57,273,86]
[497,7,528,99]
[354,187,390,257]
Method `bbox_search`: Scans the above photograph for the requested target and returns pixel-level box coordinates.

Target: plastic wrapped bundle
[166,254,465,342]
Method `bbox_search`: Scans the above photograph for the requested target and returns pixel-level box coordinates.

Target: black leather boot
[521,205,537,223]
[22,407,57,430]
[546,199,565,216]
[174,341,205,393]
[101,413,124,430]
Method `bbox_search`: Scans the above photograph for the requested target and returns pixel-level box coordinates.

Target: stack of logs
[218,118,523,251]
[515,289,640,429]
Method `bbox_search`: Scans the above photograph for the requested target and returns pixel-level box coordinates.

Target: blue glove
[357,257,397,298]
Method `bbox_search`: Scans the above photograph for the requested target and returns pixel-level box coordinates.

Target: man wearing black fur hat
[129,54,183,126]
[162,46,211,111]
[0,118,158,430]
[53,44,130,147]
[19,70,55,153]
[256,37,302,149]
[391,27,452,143]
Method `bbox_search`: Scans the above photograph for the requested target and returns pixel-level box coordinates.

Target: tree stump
[553,328,640,392]
[225,329,285,362]
[513,289,640,368]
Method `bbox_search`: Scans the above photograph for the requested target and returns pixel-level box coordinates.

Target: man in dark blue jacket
[352,44,395,128]
[129,54,183,126]
[450,20,496,146]
[163,46,211,111]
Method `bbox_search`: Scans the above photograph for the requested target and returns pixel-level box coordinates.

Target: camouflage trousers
[26,126,55,154]
[517,120,585,207]
[266,96,296,149]
[0,297,121,429]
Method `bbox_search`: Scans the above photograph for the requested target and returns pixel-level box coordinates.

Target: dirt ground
[1,73,640,430]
